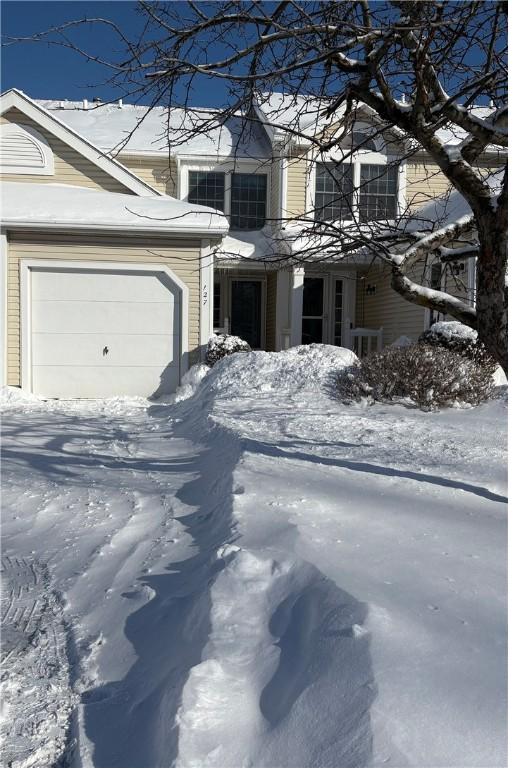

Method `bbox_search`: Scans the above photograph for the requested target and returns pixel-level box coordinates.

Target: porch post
[290,266,305,347]
[275,269,291,350]
[199,239,214,359]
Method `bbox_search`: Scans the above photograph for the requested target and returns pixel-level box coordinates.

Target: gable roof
[0,89,161,196]
[36,99,272,159]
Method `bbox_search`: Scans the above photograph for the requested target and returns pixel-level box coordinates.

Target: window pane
[315,163,354,221]
[302,277,324,317]
[213,281,221,328]
[231,173,267,230]
[352,131,377,151]
[188,171,225,211]
[359,164,397,221]
[334,280,343,346]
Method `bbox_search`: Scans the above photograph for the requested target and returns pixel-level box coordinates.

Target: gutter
[2,220,229,238]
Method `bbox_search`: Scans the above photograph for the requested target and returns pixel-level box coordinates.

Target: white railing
[350,327,383,357]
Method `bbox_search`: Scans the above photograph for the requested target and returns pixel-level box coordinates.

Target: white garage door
[30,267,181,398]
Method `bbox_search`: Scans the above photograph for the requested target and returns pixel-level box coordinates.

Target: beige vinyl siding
[286,153,308,218]
[119,154,178,196]
[265,271,277,351]
[6,231,202,386]
[1,109,134,193]
[405,156,451,210]
[270,156,281,229]
[356,264,426,346]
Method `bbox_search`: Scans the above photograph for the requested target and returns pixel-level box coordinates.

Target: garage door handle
[103,346,109,356]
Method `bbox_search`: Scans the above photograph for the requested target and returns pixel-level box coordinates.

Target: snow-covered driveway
[2,350,507,768]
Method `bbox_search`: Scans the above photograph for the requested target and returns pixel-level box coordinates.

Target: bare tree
[7,1,508,371]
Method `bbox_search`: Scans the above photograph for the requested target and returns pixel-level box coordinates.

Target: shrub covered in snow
[419,321,496,373]
[339,343,494,409]
[206,344,358,396]
[206,334,251,366]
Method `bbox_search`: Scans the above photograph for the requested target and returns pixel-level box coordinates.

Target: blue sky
[1,1,227,106]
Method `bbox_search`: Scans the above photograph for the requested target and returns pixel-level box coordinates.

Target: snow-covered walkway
[1,351,507,768]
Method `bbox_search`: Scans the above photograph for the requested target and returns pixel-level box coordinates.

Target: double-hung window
[187,169,267,230]
[231,173,267,230]
[314,130,399,223]
[315,164,354,221]
[358,164,398,221]
[188,171,225,211]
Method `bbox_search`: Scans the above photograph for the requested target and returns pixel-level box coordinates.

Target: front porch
[213,263,386,355]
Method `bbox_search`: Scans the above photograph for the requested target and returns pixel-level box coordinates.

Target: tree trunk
[476,218,508,376]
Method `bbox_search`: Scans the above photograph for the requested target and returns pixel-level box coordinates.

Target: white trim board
[1,89,161,197]
[0,230,7,385]
[19,259,190,393]
[199,239,214,354]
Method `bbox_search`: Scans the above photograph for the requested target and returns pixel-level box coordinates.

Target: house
[1,88,497,398]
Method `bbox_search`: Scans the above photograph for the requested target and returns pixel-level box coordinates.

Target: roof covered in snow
[1,181,229,235]
[255,92,503,150]
[36,100,272,159]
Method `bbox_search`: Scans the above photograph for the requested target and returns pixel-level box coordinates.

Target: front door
[301,275,349,347]
[302,277,326,344]
[231,279,262,348]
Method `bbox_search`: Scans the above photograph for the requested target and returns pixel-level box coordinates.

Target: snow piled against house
[204,344,358,395]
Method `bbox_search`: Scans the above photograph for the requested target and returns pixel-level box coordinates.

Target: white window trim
[19,259,189,393]
[0,229,7,386]
[305,149,406,223]
[178,158,271,229]
[0,123,55,175]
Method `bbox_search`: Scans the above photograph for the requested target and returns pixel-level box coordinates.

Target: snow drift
[201,344,358,398]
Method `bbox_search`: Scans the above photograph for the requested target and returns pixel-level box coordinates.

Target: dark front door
[231,280,262,348]
[302,277,325,344]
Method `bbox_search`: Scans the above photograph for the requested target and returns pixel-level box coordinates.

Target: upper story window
[358,164,398,221]
[313,124,400,223]
[186,168,267,230]
[231,173,267,230]
[315,164,354,221]
[0,123,54,176]
[352,131,377,151]
[188,171,225,211]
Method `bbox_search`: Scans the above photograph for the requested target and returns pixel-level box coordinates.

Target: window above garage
[0,123,55,175]
[182,160,269,231]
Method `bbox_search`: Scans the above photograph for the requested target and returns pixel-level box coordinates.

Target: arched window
[0,123,54,175]
[351,131,378,152]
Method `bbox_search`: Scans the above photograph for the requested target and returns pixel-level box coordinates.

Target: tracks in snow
[1,555,75,768]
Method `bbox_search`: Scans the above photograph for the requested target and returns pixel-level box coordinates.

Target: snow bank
[203,344,358,397]
[158,364,210,404]
[0,385,42,411]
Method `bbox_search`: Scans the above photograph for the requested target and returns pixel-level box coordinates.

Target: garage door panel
[32,365,179,399]
[32,300,178,335]
[32,270,178,303]
[29,267,182,398]
[32,333,176,367]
